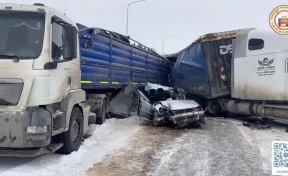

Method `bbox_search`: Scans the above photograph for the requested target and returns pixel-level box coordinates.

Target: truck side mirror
[62,24,77,60]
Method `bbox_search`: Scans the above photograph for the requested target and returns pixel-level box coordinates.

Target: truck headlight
[26,126,48,134]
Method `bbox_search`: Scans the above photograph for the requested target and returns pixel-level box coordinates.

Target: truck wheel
[58,107,83,154]
[207,100,222,116]
[96,98,107,124]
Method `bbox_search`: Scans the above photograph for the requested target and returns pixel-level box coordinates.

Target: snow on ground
[0,117,142,176]
[0,115,286,176]
[147,117,283,176]
[236,120,288,174]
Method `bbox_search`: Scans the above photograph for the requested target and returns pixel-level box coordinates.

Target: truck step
[53,110,64,118]
[88,112,96,125]
[47,143,63,153]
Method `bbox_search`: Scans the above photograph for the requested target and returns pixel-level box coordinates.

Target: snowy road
[88,117,288,176]
[150,118,269,176]
[0,116,286,176]
[0,117,142,176]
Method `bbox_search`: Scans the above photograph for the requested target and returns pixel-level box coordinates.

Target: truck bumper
[0,143,63,157]
[0,107,52,155]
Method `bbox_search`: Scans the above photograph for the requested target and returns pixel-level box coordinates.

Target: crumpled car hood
[154,100,200,111]
[145,82,173,91]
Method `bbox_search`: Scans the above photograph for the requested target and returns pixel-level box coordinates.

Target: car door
[138,91,153,119]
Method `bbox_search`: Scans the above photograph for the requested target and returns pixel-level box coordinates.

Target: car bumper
[169,111,205,127]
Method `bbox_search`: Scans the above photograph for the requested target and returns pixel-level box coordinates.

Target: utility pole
[64,0,68,15]
[162,35,174,55]
[126,0,146,36]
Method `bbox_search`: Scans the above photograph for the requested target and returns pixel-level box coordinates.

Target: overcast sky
[1,0,287,54]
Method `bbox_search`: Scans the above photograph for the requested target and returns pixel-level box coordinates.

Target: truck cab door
[50,22,70,92]
[48,18,76,100]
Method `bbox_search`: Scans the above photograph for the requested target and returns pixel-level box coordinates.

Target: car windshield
[0,11,45,59]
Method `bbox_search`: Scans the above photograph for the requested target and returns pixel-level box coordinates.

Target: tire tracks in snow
[86,123,184,176]
[149,118,270,176]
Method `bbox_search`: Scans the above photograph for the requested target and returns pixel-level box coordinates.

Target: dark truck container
[168,28,255,115]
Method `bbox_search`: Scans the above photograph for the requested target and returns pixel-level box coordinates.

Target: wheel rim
[71,118,80,143]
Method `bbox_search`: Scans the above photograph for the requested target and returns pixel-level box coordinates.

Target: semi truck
[169,28,288,120]
[0,3,171,157]
[167,28,254,115]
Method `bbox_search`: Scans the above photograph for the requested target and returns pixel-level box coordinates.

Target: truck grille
[0,79,23,105]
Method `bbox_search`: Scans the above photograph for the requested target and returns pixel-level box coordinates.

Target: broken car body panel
[138,91,154,119]
[145,82,173,91]
[108,82,140,118]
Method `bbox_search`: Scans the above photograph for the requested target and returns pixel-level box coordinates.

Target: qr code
[273,142,288,168]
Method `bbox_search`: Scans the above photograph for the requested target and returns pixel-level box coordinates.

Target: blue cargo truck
[77,23,171,121]
[0,3,171,157]
[78,24,171,89]
[167,28,254,116]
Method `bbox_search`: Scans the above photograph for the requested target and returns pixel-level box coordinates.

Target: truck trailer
[170,28,288,120]
[169,28,254,115]
[0,3,171,157]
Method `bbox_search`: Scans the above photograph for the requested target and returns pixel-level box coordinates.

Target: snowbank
[0,117,142,176]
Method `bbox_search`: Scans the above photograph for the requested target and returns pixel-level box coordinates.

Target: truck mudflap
[108,82,140,118]
[153,100,206,128]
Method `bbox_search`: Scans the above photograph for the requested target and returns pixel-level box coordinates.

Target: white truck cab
[227,29,288,119]
[233,29,288,101]
[0,3,95,157]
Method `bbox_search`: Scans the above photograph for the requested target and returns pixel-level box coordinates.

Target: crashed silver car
[108,82,205,128]
[153,100,205,128]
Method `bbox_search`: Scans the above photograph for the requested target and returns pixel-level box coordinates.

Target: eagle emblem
[258,58,274,66]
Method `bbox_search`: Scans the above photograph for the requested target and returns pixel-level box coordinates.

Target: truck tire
[96,98,107,124]
[207,100,222,116]
[58,107,84,154]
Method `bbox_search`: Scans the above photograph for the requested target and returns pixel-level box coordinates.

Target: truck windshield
[0,11,45,59]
